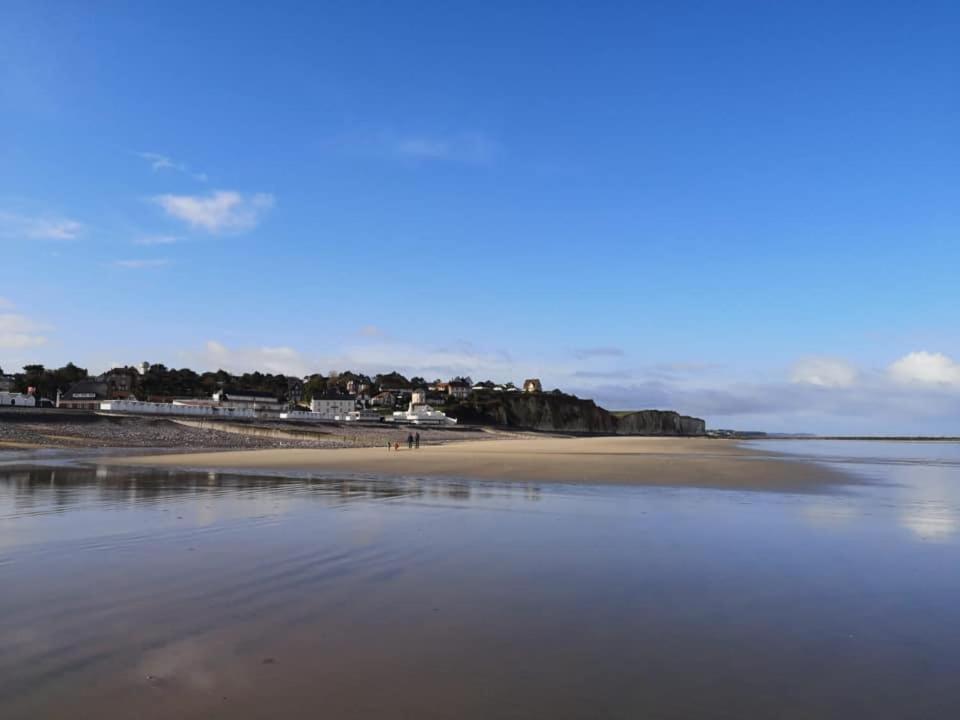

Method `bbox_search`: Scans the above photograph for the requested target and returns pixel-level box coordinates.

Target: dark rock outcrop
[446,393,705,436]
[448,393,617,433]
[614,410,706,436]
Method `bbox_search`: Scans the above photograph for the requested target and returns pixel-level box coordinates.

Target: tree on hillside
[15,363,88,398]
[374,371,410,389]
[303,374,328,402]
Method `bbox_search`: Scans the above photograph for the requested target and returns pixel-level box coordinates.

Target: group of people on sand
[389,432,421,451]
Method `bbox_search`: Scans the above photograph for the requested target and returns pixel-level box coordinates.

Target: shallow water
[1,442,959,719]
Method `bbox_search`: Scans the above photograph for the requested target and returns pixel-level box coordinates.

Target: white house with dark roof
[211,389,285,411]
[308,393,357,419]
[447,379,472,399]
[58,381,109,410]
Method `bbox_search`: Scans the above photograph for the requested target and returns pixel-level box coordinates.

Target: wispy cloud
[182,338,525,383]
[134,234,179,246]
[395,138,451,158]
[358,325,386,338]
[113,259,171,269]
[327,129,500,165]
[189,340,311,377]
[0,210,83,240]
[791,356,858,388]
[571,370,624,379]
[393,132,498,164]
[573,346,625,360]
[152,191,274,234]
[137,151,208,182]
[0,299,50,349]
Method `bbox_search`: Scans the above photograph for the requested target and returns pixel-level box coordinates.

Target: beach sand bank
[103,436,850,491]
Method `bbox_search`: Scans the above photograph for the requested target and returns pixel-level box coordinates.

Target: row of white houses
[96,390,457,425]
[280,390,456,425]
[99,400,257,418]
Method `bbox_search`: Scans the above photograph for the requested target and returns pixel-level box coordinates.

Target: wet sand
[3,444,959,720]
[104,436,851,491]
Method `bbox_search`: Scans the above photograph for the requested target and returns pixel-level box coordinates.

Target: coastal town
[0,361,549,425]
[0,361,707,453]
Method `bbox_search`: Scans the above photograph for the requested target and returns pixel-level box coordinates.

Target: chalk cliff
[614,410,706,436]
[446,393,705,435]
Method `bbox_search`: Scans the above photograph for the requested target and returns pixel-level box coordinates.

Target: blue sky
[1,1,958,433]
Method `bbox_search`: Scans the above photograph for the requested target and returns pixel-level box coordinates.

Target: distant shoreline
[748,436,960,442]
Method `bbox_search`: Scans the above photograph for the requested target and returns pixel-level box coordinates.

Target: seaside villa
[309,394,357,419]
[278,393,359,422]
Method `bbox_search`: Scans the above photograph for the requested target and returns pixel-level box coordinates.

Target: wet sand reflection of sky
[1,443,959,719]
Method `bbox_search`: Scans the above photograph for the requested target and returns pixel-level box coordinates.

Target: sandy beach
[103,436,851,491]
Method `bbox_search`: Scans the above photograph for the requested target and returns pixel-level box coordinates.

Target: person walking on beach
[387,440,391,451]
[394,440,400,452]
[415,432,420,449]
[407,433,414,450]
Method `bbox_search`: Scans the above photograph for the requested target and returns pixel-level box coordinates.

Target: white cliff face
[614,410,706,436]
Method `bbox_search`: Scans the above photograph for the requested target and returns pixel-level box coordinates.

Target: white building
[211,389,284,411]
[309,395,357,420]
[0,391,36,407]
[447,380,471,399]
[389,389,457,426]
[100,400,256,418]
[280,406,379,423]
[336,409,382,422]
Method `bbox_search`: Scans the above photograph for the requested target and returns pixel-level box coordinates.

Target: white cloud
[182,338,531,382]
[791,356,859,387]
[134,234,179,246]
[0,303,49,349]
[888,351,960,387]
[0,210,83,240]
[191,340,311,377]
[113,259,171,269]
[159,340,960,433]
[152,191,274,234]
[137,151,207,181]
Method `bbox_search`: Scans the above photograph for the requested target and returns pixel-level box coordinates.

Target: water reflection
[2,448,960,719]
[0,465,544,556]
[753,440,960,543]
[0,464,544,508]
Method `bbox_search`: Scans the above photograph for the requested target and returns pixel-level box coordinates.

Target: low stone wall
[169,419,334,443]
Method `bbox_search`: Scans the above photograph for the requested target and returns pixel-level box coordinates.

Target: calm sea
[1,440,958,719]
